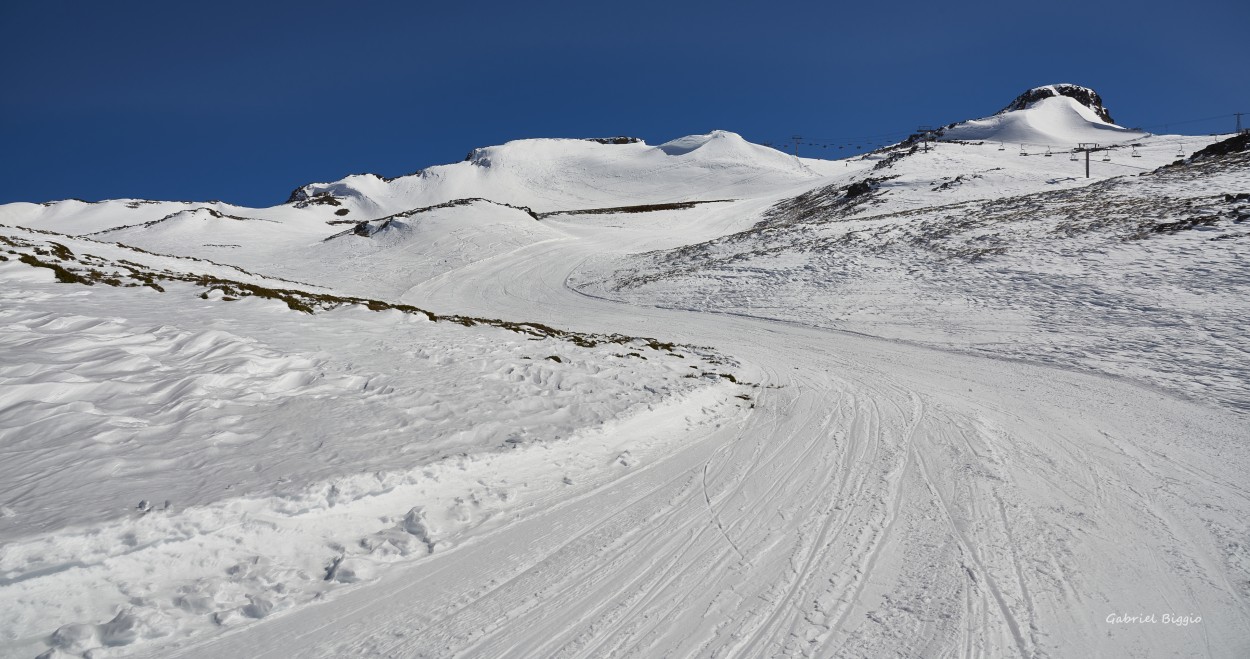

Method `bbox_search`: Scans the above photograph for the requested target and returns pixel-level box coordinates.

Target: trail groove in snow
[155,223,1250,658]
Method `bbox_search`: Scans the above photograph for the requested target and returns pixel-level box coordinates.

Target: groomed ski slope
[0,229,745,658]
[2,86,1248,657]
[160,200,1250,658]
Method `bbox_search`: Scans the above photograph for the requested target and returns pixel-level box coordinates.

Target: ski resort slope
[3,88,1249,658]
[0,229,746,659]
[159,207,1250,659]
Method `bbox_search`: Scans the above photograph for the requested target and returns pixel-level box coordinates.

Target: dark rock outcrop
[583,137,643,145]
[1189,132,1250,162]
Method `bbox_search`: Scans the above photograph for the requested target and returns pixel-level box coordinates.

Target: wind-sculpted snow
[0,235,744,657]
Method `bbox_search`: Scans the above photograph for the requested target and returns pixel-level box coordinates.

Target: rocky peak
[998,84,1115,124]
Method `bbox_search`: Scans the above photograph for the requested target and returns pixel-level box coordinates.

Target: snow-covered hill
[942,83,1144,145]
[286,130,839,217]
[2,85,1249,658]
[0,129,848,296]
[581,142,1250,410]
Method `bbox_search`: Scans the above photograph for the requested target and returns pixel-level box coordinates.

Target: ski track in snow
[159,229,1249,658]
[1,116,1248,657]
[0,256,741,658]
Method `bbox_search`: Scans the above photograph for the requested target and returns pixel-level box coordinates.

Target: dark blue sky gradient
[2,0,1246,206]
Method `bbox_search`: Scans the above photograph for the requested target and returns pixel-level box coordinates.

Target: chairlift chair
[1131,146,1141,158]
[1019,144,1028,156]
[1044,146,1053,157]
[998,142,1006,151]
[1102,150,1111,162]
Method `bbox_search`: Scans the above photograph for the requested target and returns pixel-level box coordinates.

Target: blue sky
[2,0,1246,207]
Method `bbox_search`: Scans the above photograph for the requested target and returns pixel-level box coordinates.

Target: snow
[944,95,1144,145]
[2,87,1249,658]
[582,142,1250,411]
[285,131,839,220]
[0,229,742,657]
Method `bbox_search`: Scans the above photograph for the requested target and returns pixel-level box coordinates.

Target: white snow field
[1,85,1248,658]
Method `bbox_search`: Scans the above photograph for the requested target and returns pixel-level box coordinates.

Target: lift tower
[1074,143,1108,178]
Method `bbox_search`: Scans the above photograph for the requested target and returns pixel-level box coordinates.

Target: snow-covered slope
[0,225,743,658]
[580,136,1250,411]
[77,198,565,299]
[0,131,834,234]
[291,130,838,218]
[0,108,1212,296]
[3,85,1249,659]
[0,130,846,294]
[942,83,1145,146]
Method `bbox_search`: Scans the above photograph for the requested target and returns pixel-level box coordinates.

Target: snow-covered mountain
[2,85,1248,659]
[997,83,1116,122]
[941,84,1145,145]
[285,129,841,218]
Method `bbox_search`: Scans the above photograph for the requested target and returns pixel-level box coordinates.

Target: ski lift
[1044,146,1053,157]
[1102,150,1111,162]
[1176,144,1185,157]
[1019,144,1028,156]
[998,142,1006,151]
[1130,145,1141,158]
[1069,149,1079,161]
